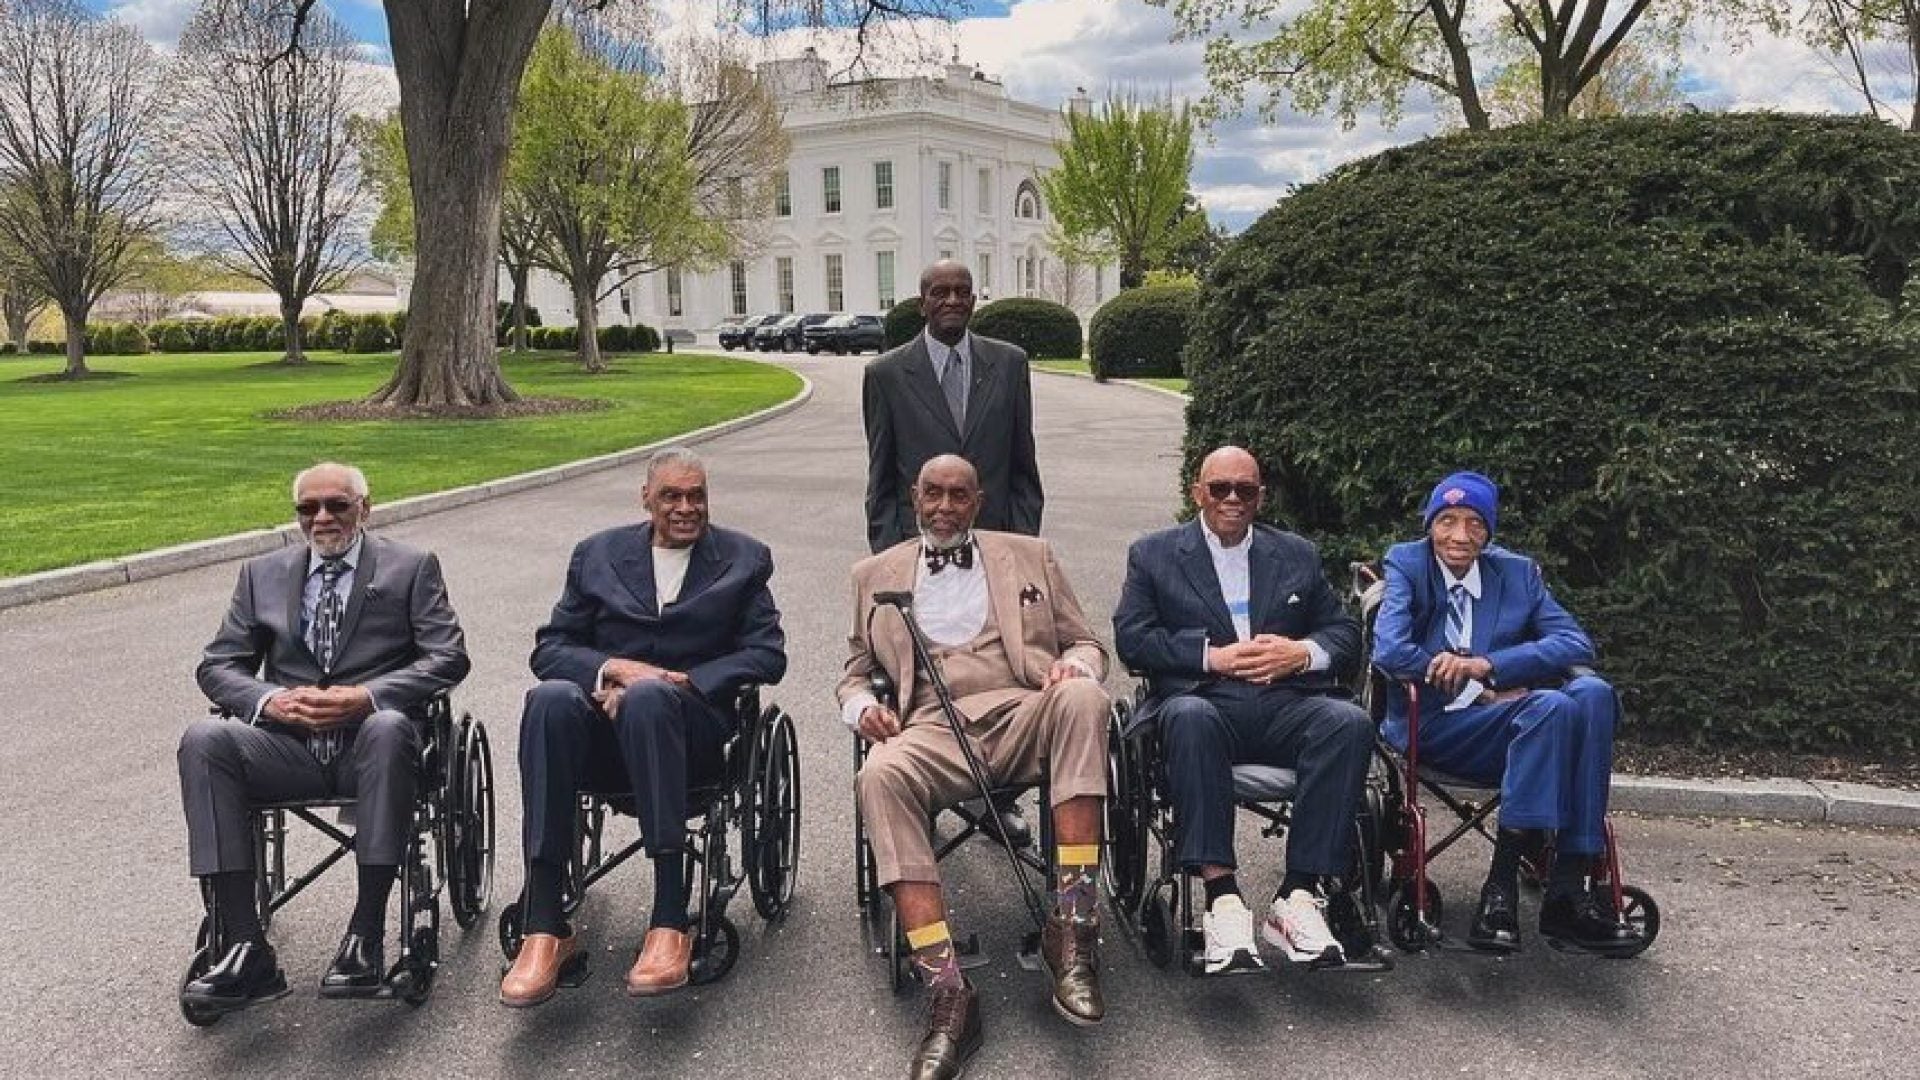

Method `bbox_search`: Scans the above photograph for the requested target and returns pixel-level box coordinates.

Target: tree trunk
[2,300,28,354]
[280,301,308,365]
[1120,247,1145,290]
[61,310,89,378]
[573,277,605,373]
[510,264,532,353]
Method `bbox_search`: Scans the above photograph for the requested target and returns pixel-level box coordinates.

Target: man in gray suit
[863,259,1044,555]
[178,462,470,1015]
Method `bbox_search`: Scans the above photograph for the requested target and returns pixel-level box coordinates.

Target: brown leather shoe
[626,926,693,996]
[499,931,579,1008]
[1041,914,1104,1026]
[909,980,981,1080]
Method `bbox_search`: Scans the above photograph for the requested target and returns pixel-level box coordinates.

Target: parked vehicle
[803,313,886,355]
[719,314,777,350]
[755,313,833,351]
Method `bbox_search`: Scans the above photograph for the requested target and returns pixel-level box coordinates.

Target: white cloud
[106,0,199,46]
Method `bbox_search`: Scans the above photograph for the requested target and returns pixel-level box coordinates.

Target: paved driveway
[0,355,1912,1078]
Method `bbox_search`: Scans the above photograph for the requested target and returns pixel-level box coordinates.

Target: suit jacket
[1113,520,1359,732]
[531,523,787,714]
[862,332,1043,553]
[1370,539,1594,732]
[196,535,471,718]
[837,530,1108,724]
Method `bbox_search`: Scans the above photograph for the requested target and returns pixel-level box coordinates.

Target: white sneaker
[1200,894,1267,976]
[1263,890,1347,968]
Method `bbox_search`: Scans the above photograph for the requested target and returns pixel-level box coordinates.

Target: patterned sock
[907,920,964,989]
[1053,844,1101,922]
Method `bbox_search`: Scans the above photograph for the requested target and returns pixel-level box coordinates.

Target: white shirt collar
[1202,522,1252,554]
[1436,555,1482,599]
[308,534,364,574]
[921,327,973,370]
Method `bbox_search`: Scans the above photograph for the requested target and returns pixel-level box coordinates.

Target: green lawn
[0,349,801,576]
[1033,358,1188,395]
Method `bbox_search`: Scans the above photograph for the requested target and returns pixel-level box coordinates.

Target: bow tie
[924,543,975,574]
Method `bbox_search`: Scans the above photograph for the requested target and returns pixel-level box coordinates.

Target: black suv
[718,314,777,350]
[803,313,886,355]
[755,312,832,351]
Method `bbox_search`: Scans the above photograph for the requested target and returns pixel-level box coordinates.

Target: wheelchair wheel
[746,708,801,921]
[885,906,910,993]
[1101,707,1148,912]
[1611,885,1660,957]
[1352,779,1390,901]
[179,921,222,1028]
[497,900,524,961]
[1140,893,1174,970]
[1386,877,1443,953]
[445,714,496,930]
[689,913,740,986]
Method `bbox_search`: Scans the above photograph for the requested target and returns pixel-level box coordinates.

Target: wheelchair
[496,687,800,986]
[1103,683,1393,975]
[179,693,497,1026]
[1350,562,1660,957]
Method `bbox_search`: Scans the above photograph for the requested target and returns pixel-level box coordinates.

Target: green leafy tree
[1,223,48,352]
[1162,191,1231,279]
[1041,94,1204,290]
[1151,0,1776,131]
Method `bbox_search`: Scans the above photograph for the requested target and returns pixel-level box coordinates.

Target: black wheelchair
[1103,684,1393,975]
[179,693,497,1026]
[1350,563,1660,957]
[496,687,800,986]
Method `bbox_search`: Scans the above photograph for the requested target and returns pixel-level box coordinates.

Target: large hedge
[1184,114,1920,754]
[971,297,1083,359]
[1088,283,1196,379]
[883,298,924,349]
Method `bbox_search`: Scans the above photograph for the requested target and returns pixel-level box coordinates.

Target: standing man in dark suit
[1114,446,1374,975]
[178,462,471,1015]
[863,258,1043,554]
[500,447,786,1007]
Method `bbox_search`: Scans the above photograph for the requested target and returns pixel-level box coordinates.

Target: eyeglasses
[295,497,359,518]
[1204,481,1262,503]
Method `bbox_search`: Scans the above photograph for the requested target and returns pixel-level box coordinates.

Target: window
[876,251,896,309]
[729,261,748,316]
[937,161,952,211]
[825,253,844,311]
[977,252,991,294]
[823,166,841,213]
[666,268,684,317]
[1024,255,1035,294]
[874,161,894,210]
[978,168,991,214]
[1015,180,1041,220]
[776,257,795,314]
[1093,264,1103,305]
[774,171,791,217]
[939,248,953,260]
[619,288,632,316]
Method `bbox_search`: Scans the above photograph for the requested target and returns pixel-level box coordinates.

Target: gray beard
[919,527,972,552]
[308,528,359,559]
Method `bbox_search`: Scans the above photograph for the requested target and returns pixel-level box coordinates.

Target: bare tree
[0,0,165,379]
[0,270,46,353]
[499,187,546,353]
[174,0,367,365]
[666,35,790,265]
[1807,0,1920,131]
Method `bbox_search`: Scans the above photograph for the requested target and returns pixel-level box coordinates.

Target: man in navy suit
[1115,446,1374,975]
[500,447,787,1006]
[1371,471,1639,954]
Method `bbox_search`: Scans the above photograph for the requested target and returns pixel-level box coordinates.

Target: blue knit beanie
[1422,471,1498,535]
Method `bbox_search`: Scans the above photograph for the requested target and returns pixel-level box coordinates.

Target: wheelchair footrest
[955,933,991,971]
[1014,930,1043,973]
[557,952,591,988]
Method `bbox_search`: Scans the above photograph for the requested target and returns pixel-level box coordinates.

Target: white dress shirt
[1438,557,1485,711]
[840,539,987,730]
[1198,525,1330,675]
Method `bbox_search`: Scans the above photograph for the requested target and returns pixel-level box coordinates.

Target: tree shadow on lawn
[267,396,615,422]
[14,369,136,383]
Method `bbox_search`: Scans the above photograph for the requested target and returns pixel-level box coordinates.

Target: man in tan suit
[841,454,1110,1080]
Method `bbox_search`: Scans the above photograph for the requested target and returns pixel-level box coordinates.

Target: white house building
[508,50,1110,340]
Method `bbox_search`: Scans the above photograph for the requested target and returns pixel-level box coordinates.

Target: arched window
[1015,180,1041,220]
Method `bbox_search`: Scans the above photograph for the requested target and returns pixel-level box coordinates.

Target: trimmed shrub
[210,316,249,351]
[387,310,407,348]
[495,300,543,346]
[971,297,1082,360]
[115,323,149,355]
[346,314,394,353]
[317,310,354,351]
[883,298,924,349]
[246,317,285,351]
[1087,284,1196,380]
[631,322,660,352]
[532,324,578,351]
[1184,113,1920,754]
[598,323,632,352]
[154,321,198,352]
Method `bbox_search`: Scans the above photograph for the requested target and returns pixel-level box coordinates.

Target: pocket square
[1287,593,1300,604]
[1019,583,1044,607]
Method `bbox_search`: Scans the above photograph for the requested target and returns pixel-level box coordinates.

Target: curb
[0,368,814,611]
[1609,774,1920,829]
[1031,363,1189,402]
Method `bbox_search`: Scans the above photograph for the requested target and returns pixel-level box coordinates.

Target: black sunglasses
[1204,481,1262,503]
[294,497,359,518]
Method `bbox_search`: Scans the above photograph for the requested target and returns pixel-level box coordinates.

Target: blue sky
[97,2,1889,232]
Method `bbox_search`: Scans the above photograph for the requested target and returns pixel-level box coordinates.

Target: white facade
[514,51,1111,338]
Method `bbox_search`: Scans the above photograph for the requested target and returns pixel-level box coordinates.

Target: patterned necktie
[1446,583,1470,651]
[308,558,347,764]
[939,346,966,429]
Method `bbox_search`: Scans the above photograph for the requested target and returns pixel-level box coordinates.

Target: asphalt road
[1,355,1914,1078]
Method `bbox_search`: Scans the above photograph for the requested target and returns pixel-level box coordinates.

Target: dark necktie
[939,346,966,430]
[1446,583,1469,651]
[308,558,347,764]
[924,543,974,575]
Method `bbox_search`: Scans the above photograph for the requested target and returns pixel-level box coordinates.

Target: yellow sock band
[906,920,953,951]
[1057,844,1101,866]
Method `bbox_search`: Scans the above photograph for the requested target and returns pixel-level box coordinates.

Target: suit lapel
[980,534,1026,685]
[673,529,729,609]
[1176,521,1237,642]
[284,545,311,653]
[1471,555,1503,655]
[960,339,1001,445]
[904,336,963,442]
[611,524,660,615]
[330,536,377,659]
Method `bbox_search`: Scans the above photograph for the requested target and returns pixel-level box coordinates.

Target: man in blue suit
[500,447,787,1006]
[1115,446,1374,975]
[1372,471,1639,954]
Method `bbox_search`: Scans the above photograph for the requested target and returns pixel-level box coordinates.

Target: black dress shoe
[971,797,1032,849]
[1469,880,1521,953]
[909,981,982,1080]
[182,940,290,1015]
[319,933,386,998]
[1540,890,1642,954]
